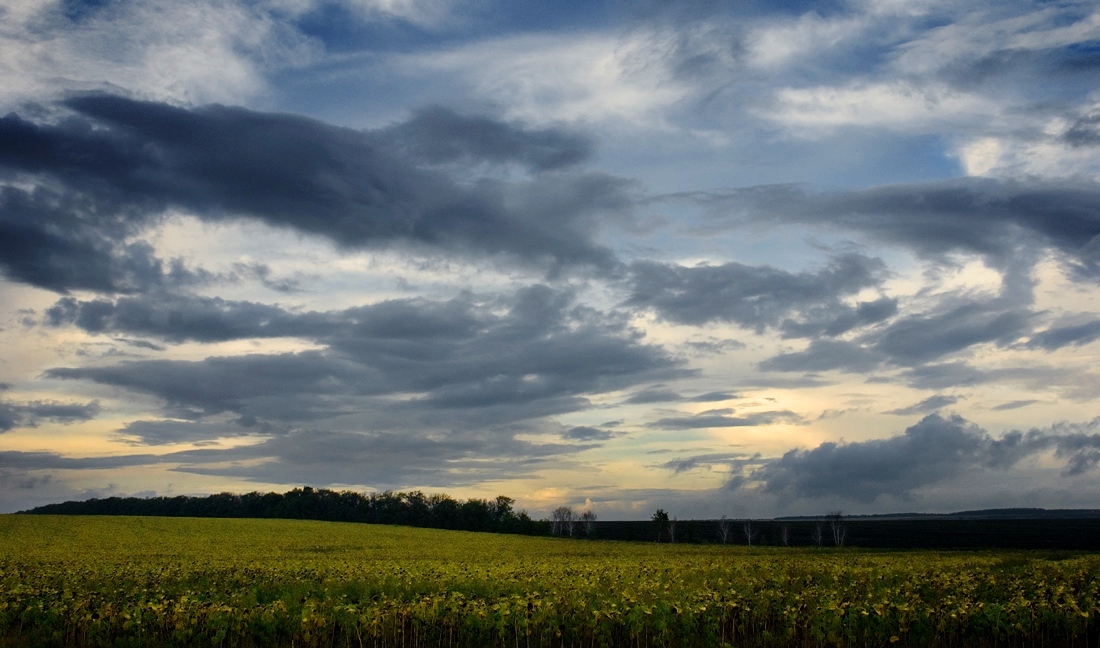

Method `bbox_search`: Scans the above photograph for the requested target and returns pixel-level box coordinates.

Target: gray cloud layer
[626,253,891,336]
[45,286,683,428]
[692,179,1100,275]
[742,414,1100,502]
[0,95,630,293]
[0,398,100,433]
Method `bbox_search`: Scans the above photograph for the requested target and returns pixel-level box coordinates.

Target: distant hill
[776,508,1100,521]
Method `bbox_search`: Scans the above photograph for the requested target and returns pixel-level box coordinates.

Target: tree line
[21,487,548,535]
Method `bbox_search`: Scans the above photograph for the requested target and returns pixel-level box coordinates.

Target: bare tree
[828,510,847,547]
[717,515,732,544]
[580,509,597,537]
[667,516,678,544]
[742,520,759,546]
[811,523,825,548]
[780,524,791,547]
[551,506,575,536]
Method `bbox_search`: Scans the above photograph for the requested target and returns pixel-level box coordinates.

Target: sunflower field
[2,515,1098,647]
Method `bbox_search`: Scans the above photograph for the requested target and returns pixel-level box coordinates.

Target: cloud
[743,413,1100,502]
[694,178,1100,273]
[883,394,958,415]
[872,302,1032,365]
[45,285,683,428]
[746,12,867,70]
[766,81,997,137]
[403,30,692,126]
[648,408,801,430]
[0,95,627,293]
[658,452,750,474]
[329,0,462,27]
[625,253,888,333]
[380,105,594,171]
[990,399,1041,411]
[759,339,885,373]
[0,186,206,294]
[690,391,736,402]
[562,426,616,442]
[1065,112,1100,148]
[116,419,256,445]
[892,5,1100,82]
[0,398,100,432]
[624,386,683,404]
[43,293,341,342]
[0,419,604,491]
[0,0,317,107]
[1027,318,1100,351]
[894,361,985,390]
[0,449,160,470]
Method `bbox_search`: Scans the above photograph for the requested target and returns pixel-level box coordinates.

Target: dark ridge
[590,517,1100,550]
[776,508,1100,521]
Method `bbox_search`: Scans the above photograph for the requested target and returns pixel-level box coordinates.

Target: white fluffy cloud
[403,31,692,127]
[764,82,997,136]
[0,0,319,108]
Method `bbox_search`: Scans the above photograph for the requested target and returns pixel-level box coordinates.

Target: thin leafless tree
[667,516,678,543]
[743,519,759,546]
[780,523,791,546]
[551,506,575,536]
[717,515,732,544]
[828,510,847,547]
[811,523,825,547]
[580,510,597,537]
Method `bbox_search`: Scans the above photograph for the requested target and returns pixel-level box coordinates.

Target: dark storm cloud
[872,303,1032,365]
[1064,112,1100,148]
[1027,319,1100,351]
[758,339,885,374]
[690,391,736,402]
[896,362,991,390]
[0,423,599,490]
[43,293,345,343]
[990,399,1041,411]
[777,297,897,339]
[563,426,616,441]
[381,105,594,170]
[625,253,887,333]
[172,428,593,488]
[624,385,683,404]
[649,408,801,430]
[0,398,100,432]
[47,351,360,421]
[0,95,624,293]
[883,394,958,416]
[0,449,163,470]
[743,414,1100,502]
[936,33,1100,91]
[658,452,749,474]
[117,419,256,445]
[45,286,683,428]
[692,178,1100,273]
[0,186,203,294]
[760,284,1038,377]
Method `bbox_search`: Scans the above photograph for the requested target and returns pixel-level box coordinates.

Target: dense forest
[22,487,548,536]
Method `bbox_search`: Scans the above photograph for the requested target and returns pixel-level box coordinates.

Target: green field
[2,515,1099,647]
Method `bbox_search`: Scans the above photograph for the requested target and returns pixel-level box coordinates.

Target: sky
[1,0,1100,519]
